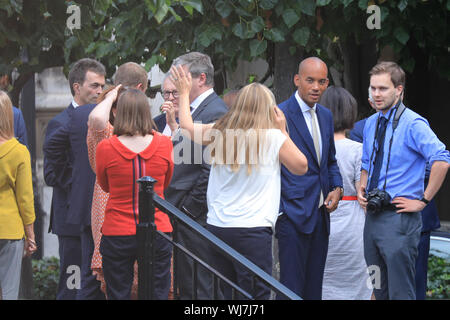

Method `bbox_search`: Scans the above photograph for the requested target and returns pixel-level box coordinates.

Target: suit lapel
[287,96,319,166]
[191,92,217,121]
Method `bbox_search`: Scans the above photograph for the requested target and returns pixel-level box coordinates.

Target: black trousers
[100,233,172,300]
[206,224,273,300]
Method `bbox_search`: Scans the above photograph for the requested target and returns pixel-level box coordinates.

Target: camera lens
[367,198,381,212]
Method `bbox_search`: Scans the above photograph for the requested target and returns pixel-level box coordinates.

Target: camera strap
[367,99,406,192]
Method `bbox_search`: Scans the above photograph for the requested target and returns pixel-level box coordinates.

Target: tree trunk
[340,34,377,119]
[18,74,43,299]
[273,42,301,104]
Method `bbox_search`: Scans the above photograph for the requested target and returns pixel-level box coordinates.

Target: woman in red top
[96,88,174,300]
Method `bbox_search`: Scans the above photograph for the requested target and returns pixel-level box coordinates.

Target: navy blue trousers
[206,225,273,300]
[77,225,105,300]
[276,209,329,300]
[56,235,81,300]
[100,233,172,300]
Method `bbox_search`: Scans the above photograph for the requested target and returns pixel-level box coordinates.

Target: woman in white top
[170,66,307,299]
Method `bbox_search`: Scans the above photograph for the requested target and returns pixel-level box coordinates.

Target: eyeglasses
[162,90,179,99]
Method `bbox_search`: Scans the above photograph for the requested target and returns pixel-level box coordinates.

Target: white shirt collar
[71,100,79,109]
[295,91,316,113]
[190,88,214,111]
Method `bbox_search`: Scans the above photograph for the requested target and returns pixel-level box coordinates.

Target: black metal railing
[136,176,301,300]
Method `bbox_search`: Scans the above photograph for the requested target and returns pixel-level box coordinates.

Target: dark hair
[113,89,155,136]
[68,58,106,96]
[369,61,405,88]
[319,86,358,133]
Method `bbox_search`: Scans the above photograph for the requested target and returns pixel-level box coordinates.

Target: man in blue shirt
[357,61,450,300]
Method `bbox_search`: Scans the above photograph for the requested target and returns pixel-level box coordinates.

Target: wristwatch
[420,196,430,205]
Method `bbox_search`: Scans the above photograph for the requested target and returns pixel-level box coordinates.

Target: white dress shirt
[190,88,215,112]
[294,91,322,156]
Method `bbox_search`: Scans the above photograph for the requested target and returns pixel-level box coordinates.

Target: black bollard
[137,176,157,300]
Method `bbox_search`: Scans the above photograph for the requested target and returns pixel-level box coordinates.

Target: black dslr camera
[365,188,391,213]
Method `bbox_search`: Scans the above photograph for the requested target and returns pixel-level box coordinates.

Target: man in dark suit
[43,101,80,300]
[276,57,343,300]
[43,58,106,300]
[164,52,228,299]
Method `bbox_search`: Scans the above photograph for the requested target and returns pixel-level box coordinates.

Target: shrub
[426,254,450,300]
[32,256,59,300]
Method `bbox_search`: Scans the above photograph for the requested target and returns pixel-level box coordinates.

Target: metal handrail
[137,176,301,300]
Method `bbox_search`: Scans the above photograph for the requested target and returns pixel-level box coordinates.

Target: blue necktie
[368,117,388,192]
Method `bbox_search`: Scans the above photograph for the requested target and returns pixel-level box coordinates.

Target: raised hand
[170,65,192,96]
[160,100,178,131]
[105,84,122,102]
[273,105,287,133]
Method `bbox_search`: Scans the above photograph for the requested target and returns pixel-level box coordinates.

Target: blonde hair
[0,90,14,140]
[212,83,278,174]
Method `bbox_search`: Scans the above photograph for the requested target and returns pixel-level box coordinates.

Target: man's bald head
[298,57,328,77]
[294,57,329,107]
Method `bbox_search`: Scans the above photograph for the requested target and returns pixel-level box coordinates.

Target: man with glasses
[164,52,228,300]
[154,74,180,136]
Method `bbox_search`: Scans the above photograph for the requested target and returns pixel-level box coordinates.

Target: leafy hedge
[426,254,450,300]
[32,256,59,300]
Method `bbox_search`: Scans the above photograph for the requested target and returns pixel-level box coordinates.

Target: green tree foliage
[1,0,449,94]
[427,254,450,299]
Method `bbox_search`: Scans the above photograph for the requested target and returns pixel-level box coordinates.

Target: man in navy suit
[276,57,343,300]
[43,101,79,300]
[43,58,106,300]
